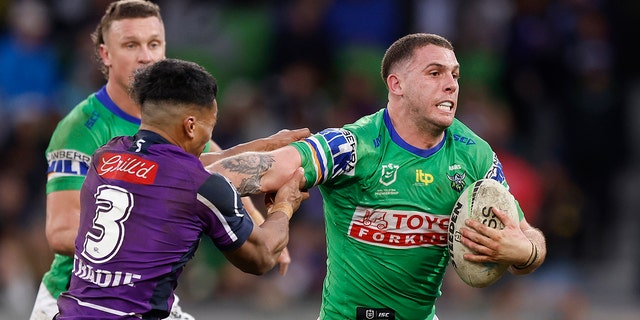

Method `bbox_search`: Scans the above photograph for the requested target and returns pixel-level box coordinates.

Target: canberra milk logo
[47,149,92,180]
[379,163,399,186]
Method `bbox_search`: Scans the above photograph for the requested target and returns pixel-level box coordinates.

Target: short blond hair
[91,0,162,79]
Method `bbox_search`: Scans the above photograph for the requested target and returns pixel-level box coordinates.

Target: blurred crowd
[0,0,638,319]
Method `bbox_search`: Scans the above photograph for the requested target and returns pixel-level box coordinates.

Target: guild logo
[379,163,399,186]
[97,152,158,184]
[447,171,466,192]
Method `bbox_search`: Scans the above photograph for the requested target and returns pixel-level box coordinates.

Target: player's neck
[387,106,445,149]
[106,81,142,119]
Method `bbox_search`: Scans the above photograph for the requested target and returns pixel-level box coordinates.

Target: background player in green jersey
[208,33,547,320]
[30,1,308,320]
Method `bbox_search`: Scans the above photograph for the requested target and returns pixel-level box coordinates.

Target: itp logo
[415,169,434,186]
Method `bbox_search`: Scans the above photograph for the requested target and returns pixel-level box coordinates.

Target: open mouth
[437,101,453,111]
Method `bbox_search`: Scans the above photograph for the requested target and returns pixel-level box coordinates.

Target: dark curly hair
[130,59,218,112]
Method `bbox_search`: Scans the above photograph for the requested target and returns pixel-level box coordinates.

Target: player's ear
[387,73,402,95]
[99,44,111,67]
[184,116,196,138]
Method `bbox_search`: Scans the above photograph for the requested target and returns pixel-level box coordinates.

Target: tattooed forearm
[219,153,276,195]
[237,177,262,196]
[220,153,275,175]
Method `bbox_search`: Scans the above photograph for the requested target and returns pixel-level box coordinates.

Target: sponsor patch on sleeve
[484,152,509,189]
[298,128,358,186]
[320,128,357,177]
[47,149,92,180]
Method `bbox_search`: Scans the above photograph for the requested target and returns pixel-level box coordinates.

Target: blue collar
[95,85,141,125]
[383,108,446,157]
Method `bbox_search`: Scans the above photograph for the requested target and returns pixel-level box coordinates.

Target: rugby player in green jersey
[30,1,308,319]
[209,33,547,320]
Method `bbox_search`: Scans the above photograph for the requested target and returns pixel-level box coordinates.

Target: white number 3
[81,185,134,264]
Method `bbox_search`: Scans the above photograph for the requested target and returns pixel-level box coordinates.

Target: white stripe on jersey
[196,194,239,242]
[60,293,136,316]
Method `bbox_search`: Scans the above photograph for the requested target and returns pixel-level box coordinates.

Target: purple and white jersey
[57,130,253,319]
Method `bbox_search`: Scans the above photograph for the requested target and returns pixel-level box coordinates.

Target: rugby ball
[447,179,518,288]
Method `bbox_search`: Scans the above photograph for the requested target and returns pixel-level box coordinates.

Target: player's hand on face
[263,128,311,151]
[459,207,531,265]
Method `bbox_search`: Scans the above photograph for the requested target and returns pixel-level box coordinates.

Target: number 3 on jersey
[81,185,134,264]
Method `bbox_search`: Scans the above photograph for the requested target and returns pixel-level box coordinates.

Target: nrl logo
[447,171,466,192]
[379,163,399,186]
[366,309,375,319]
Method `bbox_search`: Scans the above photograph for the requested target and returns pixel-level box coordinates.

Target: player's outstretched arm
[460,208,546,275]
[207,145,305,196]
[223,168,308,275]
[46,190,81,256]
[209,138,295,275]
[199,128,310,166]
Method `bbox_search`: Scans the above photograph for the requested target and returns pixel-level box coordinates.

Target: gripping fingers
[460,226,498,261]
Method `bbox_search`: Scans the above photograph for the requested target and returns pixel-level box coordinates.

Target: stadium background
[0,0,639,319]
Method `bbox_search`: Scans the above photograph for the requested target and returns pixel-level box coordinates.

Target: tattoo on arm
[220,153,275,196]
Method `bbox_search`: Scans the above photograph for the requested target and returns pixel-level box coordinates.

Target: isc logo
[358,307,395,320]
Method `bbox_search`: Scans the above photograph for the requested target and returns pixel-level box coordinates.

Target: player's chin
[435,117,455,129]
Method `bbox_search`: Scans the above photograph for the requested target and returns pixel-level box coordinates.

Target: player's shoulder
[198,171,238,203]
[51,92,111,134]
[55,93,97,124]
[446,118,491,151]
[335,108,387,154]
[343,108,386,136]
[47,95,100,147]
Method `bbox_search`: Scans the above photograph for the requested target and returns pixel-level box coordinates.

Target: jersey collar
[383,108,446,157]
[95,86,141,125]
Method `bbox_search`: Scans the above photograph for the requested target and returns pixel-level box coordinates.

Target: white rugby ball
[448,178,518,288]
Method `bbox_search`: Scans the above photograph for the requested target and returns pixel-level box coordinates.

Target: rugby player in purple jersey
[55,58,308,319]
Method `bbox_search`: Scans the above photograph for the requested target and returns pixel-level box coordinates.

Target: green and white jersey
[42,86,141,299]
[291,109,522,320]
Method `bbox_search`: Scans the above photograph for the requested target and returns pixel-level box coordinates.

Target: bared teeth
[437,102,452,110]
